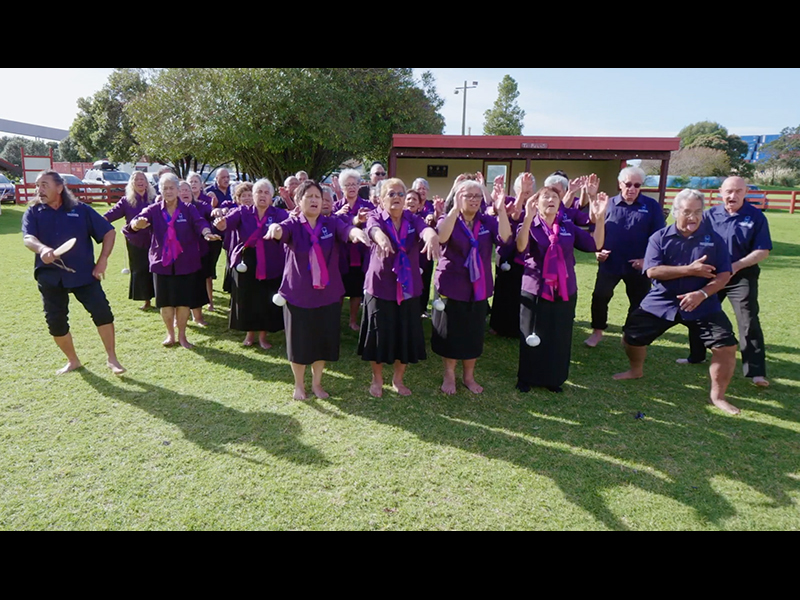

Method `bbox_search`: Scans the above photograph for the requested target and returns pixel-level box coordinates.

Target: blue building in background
[740,134,780,162]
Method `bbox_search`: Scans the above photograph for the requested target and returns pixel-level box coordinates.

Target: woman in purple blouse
[128,173,221,349]
[515,185,607,393]
[265,180,370,401]
[104,171,156,310]
[433,179,512,396]
[359,179,440,398]
[334,169,374,332]
[215,179,288,350]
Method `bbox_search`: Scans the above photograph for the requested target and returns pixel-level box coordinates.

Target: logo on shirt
[479,225,490,236]
[739,216,754,229]
[67,211,80,218]
[559,229,572,237]
[700,235,715,248]
[320,226,333,241]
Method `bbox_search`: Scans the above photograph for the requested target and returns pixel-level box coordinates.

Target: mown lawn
[1,203,798,530]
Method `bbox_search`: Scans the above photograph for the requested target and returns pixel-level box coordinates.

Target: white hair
[339,169,362,187]
[619,167,646,183]
[544,175,568,193]
[514,173,536,197]
[412,178,430,191]
[159,172,180,190]
[672,188,705,216]
[253,178,275,198]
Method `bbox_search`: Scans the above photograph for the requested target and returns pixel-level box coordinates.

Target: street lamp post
[455,81,478,136]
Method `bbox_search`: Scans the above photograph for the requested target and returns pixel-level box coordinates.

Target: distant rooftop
[0,118,69,142]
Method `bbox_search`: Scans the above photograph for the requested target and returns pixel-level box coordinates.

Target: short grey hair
[412,178,430,191]
[159,172,180,191]
[672,188,705,216]
[253,178,275,198]
[514,173,536,197]
[544,175,568,193]
[339,169,362,187]
[619,167,646,183]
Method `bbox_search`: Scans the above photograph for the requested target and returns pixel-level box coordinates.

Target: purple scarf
[161,205,184,267]
[540,218,569,302]
[231,211,269,281]
[300,215,330,290]
[384,214,413,305]
[461,217,488,302]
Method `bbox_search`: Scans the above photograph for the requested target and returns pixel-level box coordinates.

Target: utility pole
[455,81,478,136]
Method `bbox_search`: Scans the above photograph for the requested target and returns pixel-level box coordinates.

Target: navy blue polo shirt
[22,200,114,288]
[602,194,666,276]
[703,202,772,264]
[640,222,731,322]
[205,184,232,205]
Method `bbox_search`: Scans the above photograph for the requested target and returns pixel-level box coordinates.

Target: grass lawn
[1,203,798,531]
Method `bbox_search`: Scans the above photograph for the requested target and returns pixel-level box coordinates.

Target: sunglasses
[623,182,642,189]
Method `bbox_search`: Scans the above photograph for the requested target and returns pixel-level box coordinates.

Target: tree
[677,121,753,178]
[759,125,800,174]
[669,147,732,178]
[127,68,446,184]
[483,75,526,136]
[0,136,57,170]
[70,68,149,163]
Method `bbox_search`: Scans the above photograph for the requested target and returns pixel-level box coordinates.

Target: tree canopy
[677,121,752,178]
[483,75,526,136]
[759,125,800,172]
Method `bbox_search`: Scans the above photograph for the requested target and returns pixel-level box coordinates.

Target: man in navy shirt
[678,177,772,387]
[586,167,666,347]
[614,189,741,415]
[205,168,233,207]
[22,171,126,376]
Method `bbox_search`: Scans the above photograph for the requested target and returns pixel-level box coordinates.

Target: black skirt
[127,241,154,302]
[203,239,223,280]
[342,266,366,299]
[229,249,284,333]
[489,261,524,338]
[154,271,206,309]
[431,297,489,360]
[358,293,427,365]
[284,302,341,365]
[518,292,577,389]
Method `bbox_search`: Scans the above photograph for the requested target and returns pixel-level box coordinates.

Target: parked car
[59,173,87,197]
[83,163,130,203]
[0,173,15,204]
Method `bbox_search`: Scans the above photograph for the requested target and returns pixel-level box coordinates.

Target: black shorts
[624,308,737,350]
[38,279,114,338]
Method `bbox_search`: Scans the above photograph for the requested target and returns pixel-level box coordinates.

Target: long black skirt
[203,239,223,280]
[518,292,577,389]
[489,261,524,338]
[431,297,489,360]
[127,241,154,302]
[154,271,205,310]
[284,302,341,365]
[358,293,427,365]
[229,250,284,333]
[342,265,366,299]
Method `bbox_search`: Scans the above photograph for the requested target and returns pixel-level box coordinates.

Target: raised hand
[590,192,609,222]
[264,223,282,241]
[585,174,600,197]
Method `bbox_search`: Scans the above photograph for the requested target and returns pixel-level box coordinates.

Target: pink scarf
[540,218,569,302]
[161,205,184,267]
[300,215,330,290]
[461,217,488,302]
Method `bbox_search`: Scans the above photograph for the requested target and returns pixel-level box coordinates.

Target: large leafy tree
[0,136,58,169]
[483,75,526,136]
[758,125,800,173]
[70,68,149,163]
[126,68,445,184]
[677,121,753,178]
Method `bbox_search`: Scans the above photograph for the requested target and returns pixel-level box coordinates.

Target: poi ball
[433,299,446,312]
[500,263,511,272]
[121,268,131,275]
[526,334,542,348]
[236,262,248,273]
[272,294,287,307]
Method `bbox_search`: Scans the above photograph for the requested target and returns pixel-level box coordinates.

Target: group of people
[22,164,772,415]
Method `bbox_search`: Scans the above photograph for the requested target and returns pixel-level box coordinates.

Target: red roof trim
[393,134,680,152]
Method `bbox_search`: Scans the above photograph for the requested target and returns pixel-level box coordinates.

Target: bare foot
[243,334,255,347]
[614,370,644,381]
[349,322,360,332]
[441,375,457,396]
[585,331,603,348]
[753,377,770,388]
[139,302,152,311]
[56,361,82,375]
[179,338,194,350]
[294,387,307,401]
[194,320,208,328]
[463,378,484,394]
[369,380,384,398]
[259,341,273,351]
[107,360,127,376]
[676,358,690,365]
[711,397,742,415]
[312,386,330,400]
[162,337,176,348]
[393,381,412,397]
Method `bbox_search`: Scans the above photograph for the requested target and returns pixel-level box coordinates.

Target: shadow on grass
[79,370,330,469]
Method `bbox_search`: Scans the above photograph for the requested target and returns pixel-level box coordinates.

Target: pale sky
[1,68,797,140]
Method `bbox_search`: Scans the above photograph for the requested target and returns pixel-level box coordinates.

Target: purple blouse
[333,197,374,272]
[128,201,213,276]
[278,214,354,309]
[435,213,503,302]
[519,213,597,299]
[105,194,153,249]
[225,205,288,281]
[365,210,431,301]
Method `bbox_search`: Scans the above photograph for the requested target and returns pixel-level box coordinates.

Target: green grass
[1,203,798,530]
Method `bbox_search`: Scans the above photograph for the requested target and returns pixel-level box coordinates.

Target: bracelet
[699,289,709,300]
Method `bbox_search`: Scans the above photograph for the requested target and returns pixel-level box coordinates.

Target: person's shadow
[79,370,330,468]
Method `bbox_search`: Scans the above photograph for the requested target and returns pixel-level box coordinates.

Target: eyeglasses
[463,193,483,201]
[374,173,387,178]
[386,191,406,199]
[623,182,642,189]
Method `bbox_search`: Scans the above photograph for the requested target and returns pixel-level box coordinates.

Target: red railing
[16,184,127,206]
[643,188,799,214]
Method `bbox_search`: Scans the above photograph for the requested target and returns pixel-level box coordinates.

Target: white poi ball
[526,334,542,348]
[433,299,446,312]
[236,262,248,273]
[500,263,511,272]
[121,268,131,275]
[272,294,287,307]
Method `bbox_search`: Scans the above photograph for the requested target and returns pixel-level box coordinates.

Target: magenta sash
[162,206,184,267]
[384,214,413,305]
[300,216,330,290]
[461,217,488,302]
[540,218,570,302]
[233,211,269,280]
